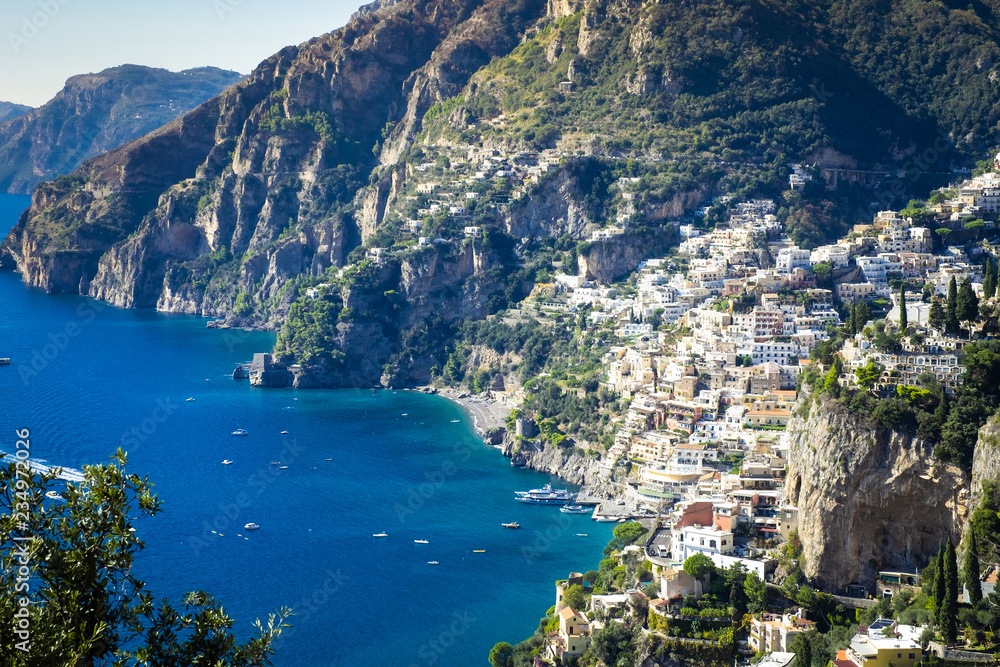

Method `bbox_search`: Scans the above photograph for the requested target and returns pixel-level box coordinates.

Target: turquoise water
[0,193,613,666]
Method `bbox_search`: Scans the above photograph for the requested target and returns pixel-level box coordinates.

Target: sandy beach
[433,387,512,435]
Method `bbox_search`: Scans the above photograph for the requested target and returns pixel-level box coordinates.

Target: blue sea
[0,193,613,666]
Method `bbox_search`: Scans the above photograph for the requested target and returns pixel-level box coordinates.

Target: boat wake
[0,454,86,482]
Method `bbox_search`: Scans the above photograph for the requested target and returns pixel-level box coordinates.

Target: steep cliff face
[785,395,968,591]
[578,227,677,283]
[970,413,1000,509]
[0,65,243,194]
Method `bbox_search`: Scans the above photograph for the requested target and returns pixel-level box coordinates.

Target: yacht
[186,397,196,402]
[231,429,249,436]
[427,561,439,565]
[373,532,388,538]
[244,523,259,530]
[221,460,234,465]
[501,521,520,529]
[514,484,574,505]
[280,430,289,435]
[560,504,590,514]
[0,358,11,365]
[414,539,429,544]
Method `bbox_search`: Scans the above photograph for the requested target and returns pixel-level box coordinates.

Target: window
[909,653,915,659]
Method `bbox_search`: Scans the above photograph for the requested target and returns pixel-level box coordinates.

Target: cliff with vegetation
[786,391,969,592]
[0,65,243,194]
[6,0,1000,386]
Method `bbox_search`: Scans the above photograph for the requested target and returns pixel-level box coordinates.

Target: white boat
[221,460,233,465]
[244,523,259,530]
[560,504,590,514]
[427,561,439,565]
[373,532,388,538]
[278,466,288,469]
[280,430,289,434]
[231,429,249,436]
[414,539,429,544]
[186,397,195,402]
[45,490,62,500]
[502,522,520,529]
[576,533,588,537]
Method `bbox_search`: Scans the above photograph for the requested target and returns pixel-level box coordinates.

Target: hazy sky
[0,0,363,106]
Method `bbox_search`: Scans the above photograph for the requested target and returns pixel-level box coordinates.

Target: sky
[0,0,364,106]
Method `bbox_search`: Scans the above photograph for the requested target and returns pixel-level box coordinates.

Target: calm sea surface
[0,193,613,666]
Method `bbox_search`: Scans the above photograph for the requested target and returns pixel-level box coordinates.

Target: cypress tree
[965,528,983,606]
[794,634,812,667]
[934,539,946,625]
[899,283,908,332]
[942,538,959,643]
[929,299,946,332]
[957,278,979,336]
[946,276,960,335]
[984,259,997,299]
[848,302,857,336]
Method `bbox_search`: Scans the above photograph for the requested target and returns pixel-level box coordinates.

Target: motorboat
[502,522,520,529]
[244,523,259,530]
[45,491,62,500]
[414,539,429,544]
[280,430,289,435]
[186,397,195,402]
[473,549,485,553]
[231,429,249,436]
[278,465,288,469]
[221,460,234,465]
[560,504,590,514]
[427,561,439,565]
[373,532,388,538]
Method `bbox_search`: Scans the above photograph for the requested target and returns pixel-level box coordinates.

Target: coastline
[429,386,511,437]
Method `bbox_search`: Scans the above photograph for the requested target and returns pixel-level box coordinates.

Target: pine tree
[946,276,960,335]
[899,283,908,332]
[984,259,997,299]
[942,538,959,643]
[965,528,983,606]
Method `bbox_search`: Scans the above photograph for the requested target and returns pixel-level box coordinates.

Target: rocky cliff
[970,413,1000,511]
[0,65,243,194]
[785,394,968,591]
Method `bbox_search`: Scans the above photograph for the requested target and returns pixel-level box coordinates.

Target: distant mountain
[0,102,31,124]
[0,65,244,194]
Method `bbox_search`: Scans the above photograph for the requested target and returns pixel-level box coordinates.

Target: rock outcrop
[0,65,243,194]
[785,394,968,591]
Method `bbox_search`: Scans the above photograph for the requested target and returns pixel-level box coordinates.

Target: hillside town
[513,155,1000,667]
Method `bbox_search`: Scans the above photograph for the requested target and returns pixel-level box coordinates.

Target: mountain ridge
[4,0,1000,387]
[0,64,244,195]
